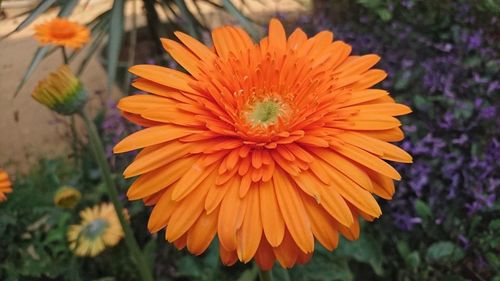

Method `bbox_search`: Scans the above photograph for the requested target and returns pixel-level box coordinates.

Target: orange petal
[187,207,219,255]
[273,230,299,268]
[129,64,197,94]
[114,125,198,153]
[218,181,242,251]
[273,169,314,253]
[302,194,340,251]
[255,237,276,271]
[166,173,212,241]
[123,141,191,178]
[219,244,238,266]
[175,31,216,62]
[237,186,262,262]
[161,38,200,75]
[127,156,195,200]
[171,162,219,201]
[259,180,285,247]
[335,143,402,180]
[147,187,176,233]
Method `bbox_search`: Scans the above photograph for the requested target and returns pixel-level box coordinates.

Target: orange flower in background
[0,170,13,202]
[114,19,412,269]
[34,17,90,49]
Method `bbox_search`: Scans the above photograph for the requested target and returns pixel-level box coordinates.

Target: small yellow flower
[68,203,126,257]
[32,65,87,115]
[54,186,81,209]
[0,170,13,202]
[34,17,90,49]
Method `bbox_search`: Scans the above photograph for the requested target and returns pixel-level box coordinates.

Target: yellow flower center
[248,99,282,125]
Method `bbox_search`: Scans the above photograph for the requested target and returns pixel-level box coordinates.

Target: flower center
[51,24,77,39]
[247,99,284,126]
[81,219,109,240]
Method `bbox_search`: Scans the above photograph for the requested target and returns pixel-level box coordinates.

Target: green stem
[80,110,154,281]
[259,269,273,281]
[61,47,69,64]
[69,116,79,167]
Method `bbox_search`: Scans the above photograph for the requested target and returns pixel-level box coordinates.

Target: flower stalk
[80,110,154,281]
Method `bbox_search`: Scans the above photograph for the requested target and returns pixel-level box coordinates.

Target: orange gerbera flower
[0,170,13,202]
[114,19,412,269]
[34,17,90,49]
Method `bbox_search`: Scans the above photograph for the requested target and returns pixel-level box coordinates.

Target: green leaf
[396,241,410,258]
[426,241,464,264]
[489,219,500,231]
[336,235,384,276]
[236,265,259,281]
[142,238,157,270]
[414,199,432,219]
[107,0,125,92]
[222,0,259,40]
[301,252,353,281]
[376,9,393,21]
[406,252,421,269]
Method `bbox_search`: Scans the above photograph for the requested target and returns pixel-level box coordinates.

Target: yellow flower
[32,65,87,115]
[54,186,81,209]
[34,17,90,49]
[0,170,13,202]
[67,203,126,257]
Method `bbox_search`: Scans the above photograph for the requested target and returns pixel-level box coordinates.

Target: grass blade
[222,0,259,40]
[174,0,198,38]
[0,0,57,41]
[13,46,49,97]
[107,0,125,93]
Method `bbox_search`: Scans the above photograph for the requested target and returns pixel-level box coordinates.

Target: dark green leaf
[142,238,157,270]
[301,252,353,281]
[489,219,500,231]
[406,252,420,269]
[426,241,464,264]
[336,235,384,276]
[415,199,432,219]
[236,265,259,281]
[377,9,393,21]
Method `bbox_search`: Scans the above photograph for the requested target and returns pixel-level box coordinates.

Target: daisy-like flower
[114,19,412,269]
[34,17,90,49]
[54,186,81,209]
[0,170,13,202]
[67,203,126,257]
[32,65,87,115]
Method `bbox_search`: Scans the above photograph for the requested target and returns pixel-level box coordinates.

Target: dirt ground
[0,0,308,174]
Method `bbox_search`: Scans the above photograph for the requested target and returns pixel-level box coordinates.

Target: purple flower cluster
[101,99,139,168]
[297,1,499,231]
